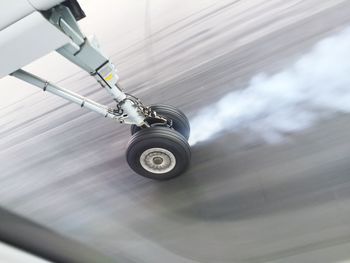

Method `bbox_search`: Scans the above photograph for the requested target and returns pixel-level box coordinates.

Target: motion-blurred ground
[1,0,350,262]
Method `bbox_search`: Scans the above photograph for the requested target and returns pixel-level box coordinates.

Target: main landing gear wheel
[126,127,191,180]
[131,104,191,140]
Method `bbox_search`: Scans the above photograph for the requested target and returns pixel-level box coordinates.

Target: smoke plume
[189,27,350,146]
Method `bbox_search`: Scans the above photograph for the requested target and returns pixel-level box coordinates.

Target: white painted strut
[7,4,148,127]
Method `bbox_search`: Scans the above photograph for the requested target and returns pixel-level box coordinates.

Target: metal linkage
[46,5,147,126]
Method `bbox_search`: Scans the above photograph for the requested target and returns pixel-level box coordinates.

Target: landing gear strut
[10,3,191,180]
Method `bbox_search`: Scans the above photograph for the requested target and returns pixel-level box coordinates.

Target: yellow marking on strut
[105,73,113,81]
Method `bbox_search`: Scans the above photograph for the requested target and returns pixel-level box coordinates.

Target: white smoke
[189,27,350,146]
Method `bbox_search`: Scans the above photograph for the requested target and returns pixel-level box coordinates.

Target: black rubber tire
[131,104,190,140]
[126,127,191,180]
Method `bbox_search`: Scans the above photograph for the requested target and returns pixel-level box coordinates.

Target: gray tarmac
[1,0,350,262]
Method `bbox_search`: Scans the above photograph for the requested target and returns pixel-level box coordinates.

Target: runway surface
[1,0,350,262]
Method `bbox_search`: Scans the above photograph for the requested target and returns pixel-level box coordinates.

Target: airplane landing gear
[10,4,192,180]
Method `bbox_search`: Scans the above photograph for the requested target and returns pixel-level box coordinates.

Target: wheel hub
[140,148,176,174]
[153,157,164,165]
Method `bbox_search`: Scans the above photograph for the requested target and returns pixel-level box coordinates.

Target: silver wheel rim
[140,148,176,174]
